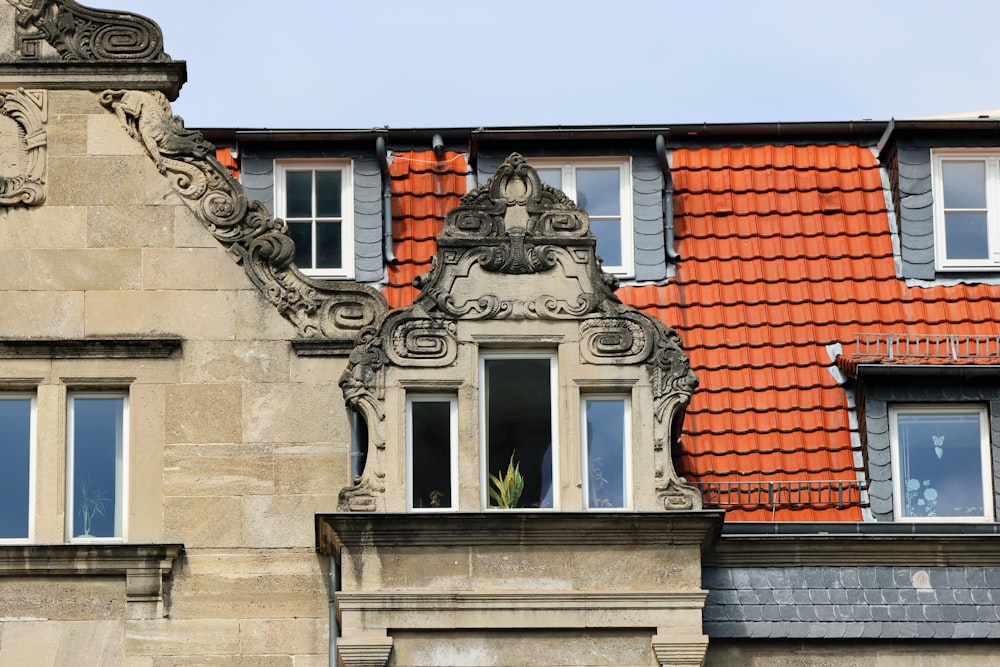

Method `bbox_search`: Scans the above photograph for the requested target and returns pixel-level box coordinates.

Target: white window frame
[479,351,559,510]
[932,149,1000,270]
[66,392,129,541]
[274,159,355,279]
[0,393,36,543]
[531,157,634,277]
[406,394,458,512]
[581,393,632,510]
[889,403,993,522]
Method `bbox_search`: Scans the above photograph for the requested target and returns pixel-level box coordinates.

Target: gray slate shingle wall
[893,135,999,281]
[240,146,384,283]
[863,382,1000,522]
[704,566,1000,639]
[477,150,669,281]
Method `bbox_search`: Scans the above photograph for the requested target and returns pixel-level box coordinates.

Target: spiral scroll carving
[14,0,167,61]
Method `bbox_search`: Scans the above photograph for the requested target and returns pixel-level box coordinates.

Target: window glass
[408,397,455,510]
[315,222,343,268]
[285,171,312,218]
[576,168,620,216]
[315,171,342,218]
[484,357,555,509]
[942,161,986,209]
[892,407,990,520]
[944,212,990,259]
[583,396,628,509]
[287,220,312,268]
[69,395,125,539]
[536,168,562,189]
[0,396,32,539]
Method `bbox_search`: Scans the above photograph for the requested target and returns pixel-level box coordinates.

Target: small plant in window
[904,478,938,517]
[77,480,109,536]
[588,457,613,508]
[489,454,524,509]
[428,489,444,508]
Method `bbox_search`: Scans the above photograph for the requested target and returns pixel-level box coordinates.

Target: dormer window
[532,158,634,277]
[932,150,1000,270]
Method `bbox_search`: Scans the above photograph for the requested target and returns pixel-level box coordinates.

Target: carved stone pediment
[13,0,168,61]
[339,153,700,513]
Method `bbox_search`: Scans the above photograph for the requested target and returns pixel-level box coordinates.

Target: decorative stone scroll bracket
[12,0,168,61]
[100,89,387,342]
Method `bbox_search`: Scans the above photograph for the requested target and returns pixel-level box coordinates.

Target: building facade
[2,2,1000,666]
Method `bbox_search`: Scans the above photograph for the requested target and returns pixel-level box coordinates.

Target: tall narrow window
[582,395,630,509]
[68,394,127,539]
[534,159,633,277]
[481,354,557,509]
[407,395,457,510]
[890,405,993,521]
[0,394,34,540]
[932,151,1000,269]
[275,160,354,278]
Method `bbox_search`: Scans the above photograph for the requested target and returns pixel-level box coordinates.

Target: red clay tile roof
[215,147,239,179]
[384,150,469,309]
[386,142,1000,521]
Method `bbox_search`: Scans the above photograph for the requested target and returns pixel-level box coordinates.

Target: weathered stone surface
[0,290,83,336]
[0,205,86,247]
[238,617,328,655]
[181,340,290,384]
[242,382,341,444]
[31,248,142,290]
[48,155,147,205]
[164,383,242,444]
[0,577,124,619]
[392,629,653,667]
[241,494,340,549]
[126,619,241,656]
[273,441,350,495]
[0,620,124,666]
[164,443,274,497]
[48,112,87,155]
[87,205,174,248]
[163,496,242,548]
[84,289,237,339]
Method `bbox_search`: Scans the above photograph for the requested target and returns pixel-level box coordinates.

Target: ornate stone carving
[416,153,617,320]
[0,88,46,206]
[13,0,167,61]
[338,153,701,511]
[100,89,387,341]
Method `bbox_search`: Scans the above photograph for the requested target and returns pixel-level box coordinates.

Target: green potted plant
[489,454,524,508]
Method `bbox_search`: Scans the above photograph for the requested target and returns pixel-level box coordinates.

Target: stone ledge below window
[0,337,182,359]
[0,543,183,619]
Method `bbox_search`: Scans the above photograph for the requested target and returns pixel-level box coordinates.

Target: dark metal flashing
[0,336,182,359]
[709,522,1000,567]
[290,338,355,357]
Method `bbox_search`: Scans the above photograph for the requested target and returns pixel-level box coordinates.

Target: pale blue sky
[123,0,1000,129]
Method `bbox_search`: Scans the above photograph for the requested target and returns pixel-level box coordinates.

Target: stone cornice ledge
[0,62,187,100]
[0,336,182,359]
[317,511,724,557]
[709,522,1000,566]
[0,543,182,575]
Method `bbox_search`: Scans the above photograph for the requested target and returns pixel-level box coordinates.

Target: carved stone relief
[101,89,387,341]
[339,153,701,512]
[13,0,167,61]
[0,88,45,206]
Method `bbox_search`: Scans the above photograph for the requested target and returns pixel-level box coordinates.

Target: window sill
[0,543,183,618]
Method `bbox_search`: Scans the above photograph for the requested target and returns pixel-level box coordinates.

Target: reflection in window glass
[408,397,455,510]
[892,407,990,520]
[69,395,126,539]
[942,161,989,259]
[0,396,32,539]
[484,356,555,509]
[583,397,629,509]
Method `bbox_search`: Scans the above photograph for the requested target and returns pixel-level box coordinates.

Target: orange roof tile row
[383,150,469,309]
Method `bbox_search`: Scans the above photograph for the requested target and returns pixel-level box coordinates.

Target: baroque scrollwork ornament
[100,89,387,341]
[13,0,167,61]
[0,88,46,206]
